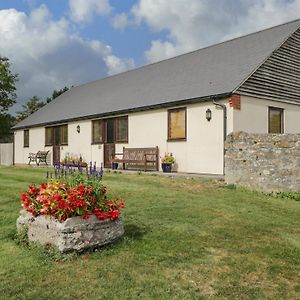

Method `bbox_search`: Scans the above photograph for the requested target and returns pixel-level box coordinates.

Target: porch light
[76,125,80,133]
[206,109,212,121]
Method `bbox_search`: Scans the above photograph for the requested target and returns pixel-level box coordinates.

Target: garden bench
[28,150,50,166]
[111,146,159,171]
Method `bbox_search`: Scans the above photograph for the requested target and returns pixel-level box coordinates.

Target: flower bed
[17,172,125,252]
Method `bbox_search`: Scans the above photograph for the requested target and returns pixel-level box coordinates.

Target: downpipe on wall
[213,100,227,175]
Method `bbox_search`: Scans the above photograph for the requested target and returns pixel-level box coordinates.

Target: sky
[0,0,300,113]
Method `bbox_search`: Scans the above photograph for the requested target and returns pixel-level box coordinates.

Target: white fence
[0,143,13,165]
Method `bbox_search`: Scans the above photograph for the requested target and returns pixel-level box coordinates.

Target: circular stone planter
[17,210,124,253]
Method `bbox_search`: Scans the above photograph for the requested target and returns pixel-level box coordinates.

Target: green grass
[1,166,300,299]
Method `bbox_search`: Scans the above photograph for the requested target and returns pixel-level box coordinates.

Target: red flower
[20,181,125,222]
[21,193,27,201]
[40,183,47,189]
[58,200,67,209]
[77,184,85,193]
[118,203,125,208]
[82,212,90,220]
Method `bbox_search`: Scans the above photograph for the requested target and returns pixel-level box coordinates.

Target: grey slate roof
[14,19,300,129]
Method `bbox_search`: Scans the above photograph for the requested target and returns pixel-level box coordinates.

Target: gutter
[213,99,228,176]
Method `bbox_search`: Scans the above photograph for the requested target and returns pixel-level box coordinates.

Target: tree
[0,56,18,113]
[16,96,45,121]
[46,86,69,103]
[0,113,16,142]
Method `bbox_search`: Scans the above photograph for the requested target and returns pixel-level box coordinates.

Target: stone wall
[225,132,300,192]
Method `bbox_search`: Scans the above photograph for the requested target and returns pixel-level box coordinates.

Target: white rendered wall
[60,120,93,164]
[14,100,231,174]
[14,127,46,165]
[234,95,300,133]
[126,101,228,174]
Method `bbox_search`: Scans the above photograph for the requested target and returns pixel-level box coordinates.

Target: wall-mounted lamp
[76,125,80,133]
[206,109,212,122]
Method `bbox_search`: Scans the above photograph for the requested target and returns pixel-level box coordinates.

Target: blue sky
[0,0,299,112]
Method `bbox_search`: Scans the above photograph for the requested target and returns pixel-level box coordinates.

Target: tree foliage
[46,86,69,103]
[16,96,45,121]
[0,56,18,113]
[0,113,16,142]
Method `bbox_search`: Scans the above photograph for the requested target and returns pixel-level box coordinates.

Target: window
[45,125,68,146]
[168,107,186,140]
[269,107,283,133]
[60,125,68,145]
[24,130,29,147]
[92,120,103,144]
[116,116,128,143]
[45,127,53,146]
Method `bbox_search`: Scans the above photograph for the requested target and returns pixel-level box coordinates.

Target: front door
[53,127,61,165]
[104,119,115,168]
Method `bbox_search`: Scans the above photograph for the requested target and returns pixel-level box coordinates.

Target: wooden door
[103,119,115,168]
[104,144,115,168]
[53,127,61,165]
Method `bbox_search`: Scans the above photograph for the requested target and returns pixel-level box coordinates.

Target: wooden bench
[28,150,50,166]
[111,147,159,171]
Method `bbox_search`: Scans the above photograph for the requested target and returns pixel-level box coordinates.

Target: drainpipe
[12,131,15,166]
[213,100,227,175]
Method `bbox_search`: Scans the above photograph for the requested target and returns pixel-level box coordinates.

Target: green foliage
[270,191,300,201]
[0,56,18,113]
[0,113,16,142]
[16,96,45,121]
[58,172,105,200]
[161,153,175,164]
[61,154,86,165]
[46,86,69,103]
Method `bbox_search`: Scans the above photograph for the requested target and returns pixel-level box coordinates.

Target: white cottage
[13,19,300,175]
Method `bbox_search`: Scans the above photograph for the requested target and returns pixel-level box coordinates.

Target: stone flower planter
[17,210,124,253]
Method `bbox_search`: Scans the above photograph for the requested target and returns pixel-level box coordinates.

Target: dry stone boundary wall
[225,132,300,192]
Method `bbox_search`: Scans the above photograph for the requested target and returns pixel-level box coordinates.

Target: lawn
[1,166,300,299]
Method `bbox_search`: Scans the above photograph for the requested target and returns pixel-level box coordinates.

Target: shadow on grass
[123,223,146,241]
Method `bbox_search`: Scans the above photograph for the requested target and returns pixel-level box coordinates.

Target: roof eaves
[12,92,232,130]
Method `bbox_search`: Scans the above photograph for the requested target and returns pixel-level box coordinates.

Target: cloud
[104,55,135,76]
[111,13,129,30]
[68,0,111,23]
[131,0,300,63]
[0,5,134,111]
[145,40,178,63]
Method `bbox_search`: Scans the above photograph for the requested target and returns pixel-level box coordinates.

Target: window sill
[167,138,186,142]
[91,142,103,145]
